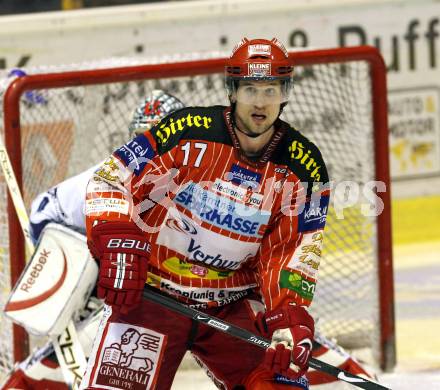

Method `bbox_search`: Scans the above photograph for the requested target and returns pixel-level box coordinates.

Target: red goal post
[2,45,395,372]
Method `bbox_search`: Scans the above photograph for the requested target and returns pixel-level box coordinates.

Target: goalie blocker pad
[4,223,98,336]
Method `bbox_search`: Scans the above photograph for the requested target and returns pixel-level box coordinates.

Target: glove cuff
[264,304,315,337]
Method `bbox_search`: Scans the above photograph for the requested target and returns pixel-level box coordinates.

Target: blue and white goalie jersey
[29,164,99,242]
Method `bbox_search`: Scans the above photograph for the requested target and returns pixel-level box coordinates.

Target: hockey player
[82,37,333,390]
[3,80,373,389]
[0,90,186,390]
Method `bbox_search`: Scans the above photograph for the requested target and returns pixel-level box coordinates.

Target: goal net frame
[2,45,395,372]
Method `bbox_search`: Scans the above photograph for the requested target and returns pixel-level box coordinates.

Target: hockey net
[0,46,395,380]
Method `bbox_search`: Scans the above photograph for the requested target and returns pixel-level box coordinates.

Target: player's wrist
[264,304,315,336]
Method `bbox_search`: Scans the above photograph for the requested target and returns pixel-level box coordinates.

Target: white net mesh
[0,51,388,380]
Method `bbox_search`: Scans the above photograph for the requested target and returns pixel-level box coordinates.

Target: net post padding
[3,45,395,371]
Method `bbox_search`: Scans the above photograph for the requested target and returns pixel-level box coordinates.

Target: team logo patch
[298,195,329,233]
[114,134,155,176]
[226,164,261,189]
[93,323,166,390]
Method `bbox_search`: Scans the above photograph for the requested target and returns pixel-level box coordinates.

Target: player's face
[233,80,282,136]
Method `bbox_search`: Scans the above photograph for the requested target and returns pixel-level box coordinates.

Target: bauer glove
[88,221,150,313]
[257,303,314,380]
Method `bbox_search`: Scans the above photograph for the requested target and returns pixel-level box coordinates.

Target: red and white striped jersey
[86,105,329,312]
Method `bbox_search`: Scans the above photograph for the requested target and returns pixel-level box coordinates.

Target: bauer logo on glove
[88,221,150,313]
[107,238,151,252]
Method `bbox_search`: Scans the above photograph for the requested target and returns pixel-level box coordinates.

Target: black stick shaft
[142,287,391,390]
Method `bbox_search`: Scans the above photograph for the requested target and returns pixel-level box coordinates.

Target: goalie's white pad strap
[4,223,98,336]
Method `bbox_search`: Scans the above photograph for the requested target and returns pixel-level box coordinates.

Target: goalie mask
[225,38,293,105]
[128,90,185,138]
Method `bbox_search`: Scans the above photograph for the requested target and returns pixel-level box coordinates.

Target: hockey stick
[0,147,34,253]
[143,286,391,390]
[0,137,87,390]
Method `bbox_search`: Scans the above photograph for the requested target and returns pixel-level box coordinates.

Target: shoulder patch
[114,134,156,176]
[298,195,329,232]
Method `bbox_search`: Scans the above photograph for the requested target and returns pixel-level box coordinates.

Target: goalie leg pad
[4,223,98,336]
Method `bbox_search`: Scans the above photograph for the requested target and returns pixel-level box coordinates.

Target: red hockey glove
[88,221,150,313]
[258,304,314,380]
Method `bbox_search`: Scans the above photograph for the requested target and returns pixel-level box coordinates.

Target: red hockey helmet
[225,37,293,103]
